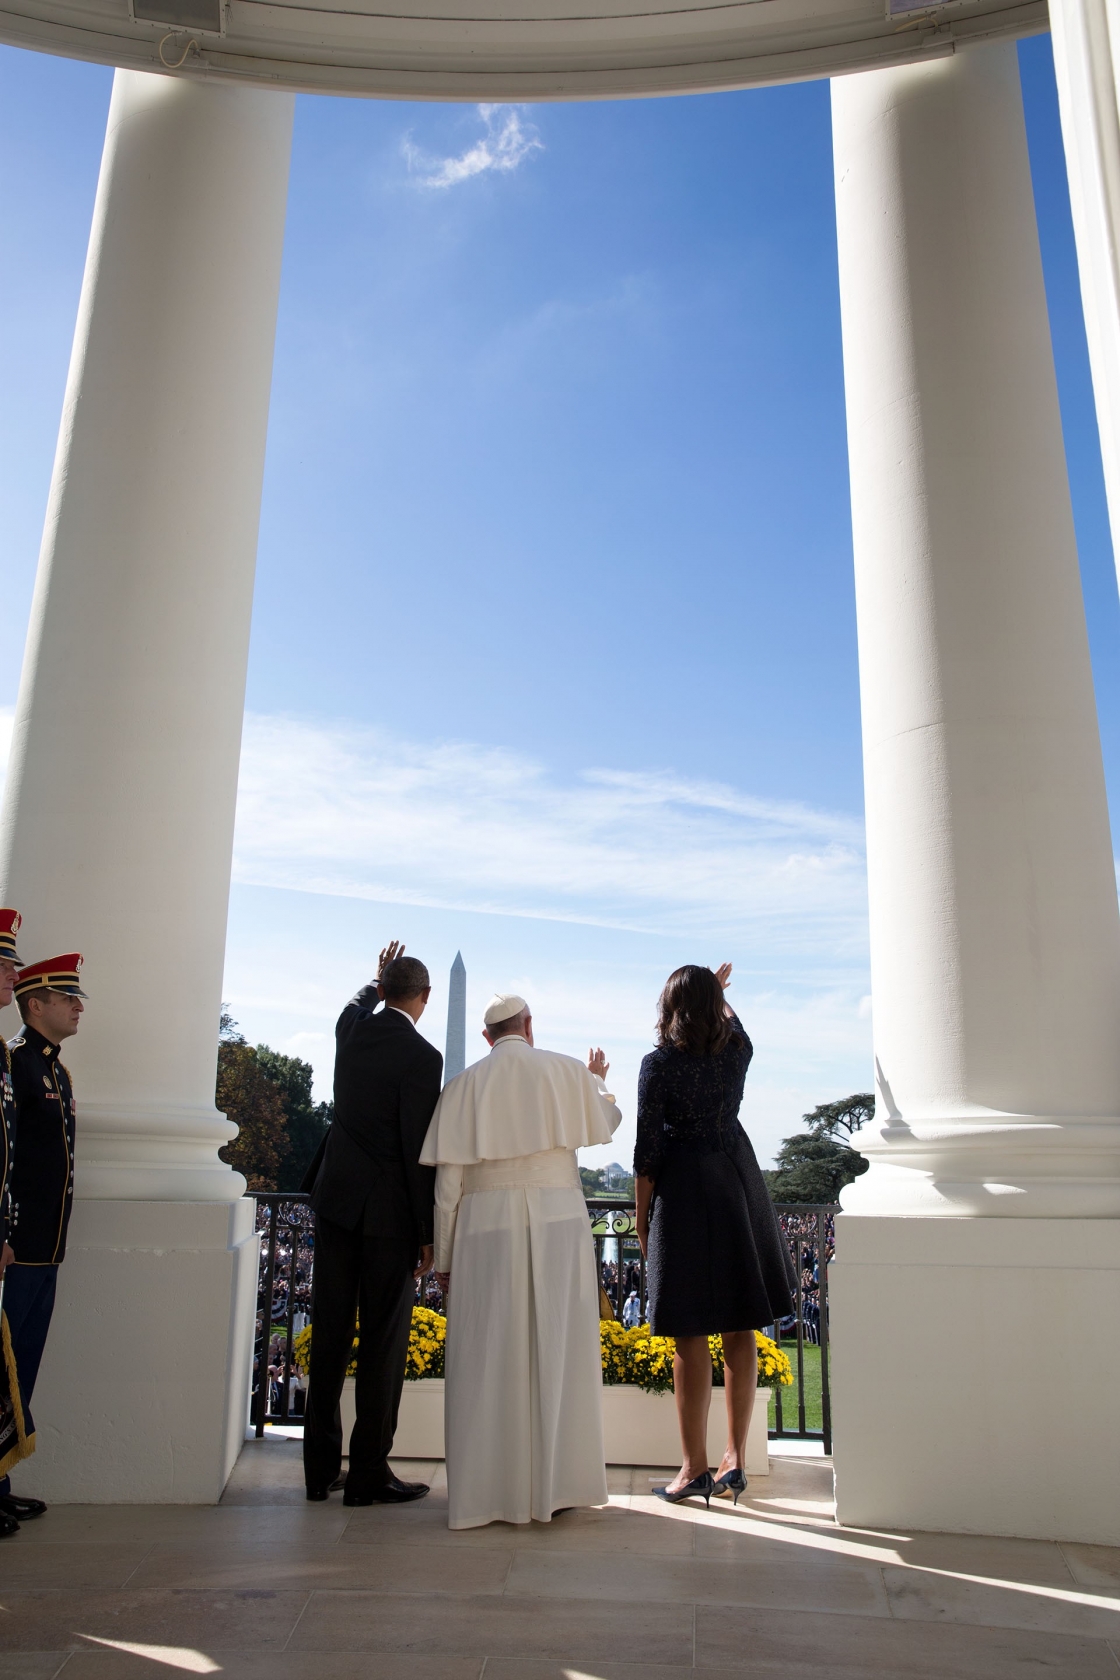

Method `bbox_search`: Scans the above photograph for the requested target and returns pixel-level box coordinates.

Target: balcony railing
[250,1192,838,1453]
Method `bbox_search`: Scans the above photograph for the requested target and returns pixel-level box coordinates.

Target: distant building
[444,951,466,1084]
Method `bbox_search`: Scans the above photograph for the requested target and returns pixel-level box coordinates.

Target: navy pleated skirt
[645,1125,796,1338]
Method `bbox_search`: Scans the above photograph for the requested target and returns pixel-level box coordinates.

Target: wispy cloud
[403,105,543,190]
[0,705,873,1151]
[232,713,868,955]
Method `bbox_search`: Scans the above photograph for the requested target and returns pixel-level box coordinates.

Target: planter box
[338,1377,445,1458]
[601,1382,771,1473]
[340,1377,770,1473]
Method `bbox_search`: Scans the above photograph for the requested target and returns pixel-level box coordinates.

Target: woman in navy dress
[635,963,795,1506]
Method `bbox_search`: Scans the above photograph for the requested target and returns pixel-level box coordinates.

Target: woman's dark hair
[656,965,740,1057]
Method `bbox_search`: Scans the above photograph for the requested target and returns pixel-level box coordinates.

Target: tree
[256,1045,333,1192]
[579,1165,635,1198]
[800,1093,875,1139]
[764,1092,874,1204]
[217,1019,289,1191]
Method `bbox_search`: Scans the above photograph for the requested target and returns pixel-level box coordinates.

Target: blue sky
[2,39,1118,1169]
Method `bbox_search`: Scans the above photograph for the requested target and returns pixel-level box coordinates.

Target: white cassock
[420,1037,621,1529]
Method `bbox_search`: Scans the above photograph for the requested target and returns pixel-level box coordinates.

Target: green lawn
[767,1337,828,1437]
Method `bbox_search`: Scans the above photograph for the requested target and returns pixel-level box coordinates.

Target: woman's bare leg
[717,1330,758,1477]
[666,1335,713,1491]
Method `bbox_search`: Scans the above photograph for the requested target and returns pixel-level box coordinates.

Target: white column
[0,70,293,1502]
[1050,0,1120,588]
[830,42,1120,1544]
[0,70,293,1202]
[834,40,1120,1220]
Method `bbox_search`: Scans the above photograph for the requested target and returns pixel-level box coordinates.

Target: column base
[6,1199,258,1503]
[832,1216,1120,1543]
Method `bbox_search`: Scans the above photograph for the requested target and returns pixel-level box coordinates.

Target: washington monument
[444,950,466,1083]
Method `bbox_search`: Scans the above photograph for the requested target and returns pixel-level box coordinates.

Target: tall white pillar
[0,70,293,1501]
[830,42,1120,1543]
[1050,0,1120,589]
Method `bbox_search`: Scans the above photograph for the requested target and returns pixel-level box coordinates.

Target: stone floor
[2,1440,1119,1678]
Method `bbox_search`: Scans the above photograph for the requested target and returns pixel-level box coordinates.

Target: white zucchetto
[483,992,528,1027]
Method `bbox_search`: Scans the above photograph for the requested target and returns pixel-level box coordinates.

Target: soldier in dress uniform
[0,953,85,1525]
[0,910,22,1279]
[0,910,33,1537]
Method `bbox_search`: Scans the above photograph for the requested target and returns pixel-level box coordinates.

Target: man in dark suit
[303,943,443,1505]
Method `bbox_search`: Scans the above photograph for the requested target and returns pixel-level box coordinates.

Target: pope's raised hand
[588,1048,609,1079]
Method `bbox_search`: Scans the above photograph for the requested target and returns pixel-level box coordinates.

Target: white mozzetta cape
[419,1037,618,1166]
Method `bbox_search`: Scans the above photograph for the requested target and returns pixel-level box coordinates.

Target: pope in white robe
[419,992,621,1529]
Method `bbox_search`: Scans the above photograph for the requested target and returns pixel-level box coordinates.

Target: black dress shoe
[305,1486,330,1502]
[343,1474,429,1506]
[0,1508,19,1537]
[0,1495,45,1520]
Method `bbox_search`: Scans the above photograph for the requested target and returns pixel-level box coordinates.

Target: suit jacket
[309,985,442,1249]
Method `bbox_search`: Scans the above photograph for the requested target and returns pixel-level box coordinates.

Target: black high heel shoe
[653,1470,715,1508]
[713,1468,747,1506]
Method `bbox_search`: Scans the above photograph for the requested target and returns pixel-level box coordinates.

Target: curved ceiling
[0,0,1045,99]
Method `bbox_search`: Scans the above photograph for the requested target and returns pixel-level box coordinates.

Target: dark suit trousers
[303,1213,415,1494]
[0,1264,59,1496]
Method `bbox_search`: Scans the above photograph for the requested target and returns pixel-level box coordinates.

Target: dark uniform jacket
[7,1025,76,1266]
[0,1039,14,1255]
[308,986,442,1251]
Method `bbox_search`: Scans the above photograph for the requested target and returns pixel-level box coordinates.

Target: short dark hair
[488,1007,528,1039]
[380,956,430,1001]
[655,966,741,1057]
[16,987,50,1025]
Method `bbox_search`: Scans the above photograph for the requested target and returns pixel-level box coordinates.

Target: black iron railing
[250,1191,838,1453]
[251,1193,313,1437]
[771,1203,836,1454]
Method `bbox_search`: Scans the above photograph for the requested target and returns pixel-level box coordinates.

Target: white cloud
[403,105,543,190]
[232,712,868,954]
[0,701,873,1157]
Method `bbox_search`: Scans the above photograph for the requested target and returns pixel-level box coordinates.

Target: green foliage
[216,1029,289,1191]
[256,1045,333,1192]
[764,1092,874,1204]
[800,1093,874,1139]
[579,1165,635,1198]
[216,1012,331,1191]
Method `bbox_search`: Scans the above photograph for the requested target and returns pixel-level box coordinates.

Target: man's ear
[376,982,385,1000]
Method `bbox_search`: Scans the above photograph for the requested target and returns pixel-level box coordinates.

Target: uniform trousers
[0,1264,58,1496]
[303,1213,416,1496]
